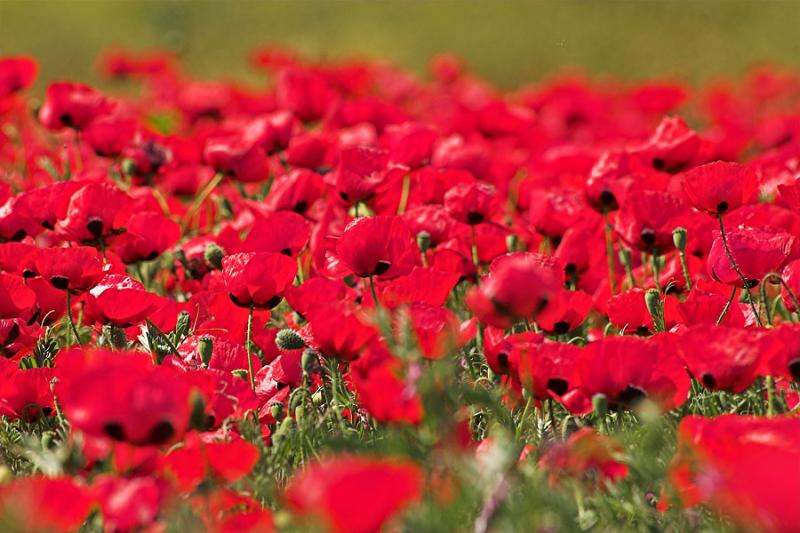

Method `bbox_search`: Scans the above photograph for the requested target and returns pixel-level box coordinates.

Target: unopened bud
[592,393,608,419]
[618,247,632,268]
[672,227,687,253]
[105,324,127,349]
[198,336,214,366]
[506,233,519,253]
[175,311,191,338]
[644,288,665,332]
[276,329,305,350]
[416,231,431,254]
[120,158,137,177]
[204,243,226,270]
[301,349,318,375]
[270,403,284,421]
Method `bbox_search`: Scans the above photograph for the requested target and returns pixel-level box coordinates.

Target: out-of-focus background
[2,0,799,89]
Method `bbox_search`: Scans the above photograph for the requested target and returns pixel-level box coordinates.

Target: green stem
[766,376,777,416]
[182,172,224,232]
[651,250,662,294]
[246,303,256,391]
[470,224,480,270]
[368,275,380,309]
[717,213,761,326]
[760,272,800,327]
[66,290,81,346]
[716,286,738,326]
[678,250,693,291]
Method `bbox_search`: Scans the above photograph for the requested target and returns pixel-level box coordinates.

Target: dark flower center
[546,377,569,396]
[374,260,391,276]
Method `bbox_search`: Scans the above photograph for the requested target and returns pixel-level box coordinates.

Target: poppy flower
[242,211,311,256]
[539,427,628,487]
[276,66,336,122]
[0,359,54,420]
[83,107,137,157]
[162,431,260,493]
[375,266,460,309]
[303,303,378,361]
[92,474,167,532]
[334,145,388,205]
[675,284,746,327]
[779,258,800,313]
[222,252,297,308]
[264,168,325,213]
[38,81,111,130]
[336,215,417,280]
[607,288,654,333]
[512,335,580,401]
[466,252,563,328]
[706,226,793,287]
[113,211,181,264]
[0,476,94,533]
[0,271,35,319]
[285,277,358,319]
[55,181,132,242]
[615,190,688,254]
[405,302,462,359]
[204,131,271,183]
[668,415,800,533]
[677,326,778,392]
[681,161,758,215]
[444,180,501,225]
[85,274,161,327]
[57,348,193,446]
[285,454,423,533]
[536,288,592,335]
[0,56,37,99]
[32,246,105,292]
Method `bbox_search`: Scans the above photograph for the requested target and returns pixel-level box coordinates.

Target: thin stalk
[716,286,738,326]
[470,224,480,270]
[182,172,224,231]
[651,250,662,293]
[678,250,693,291]
[602,208,617,294]
[65,290,81,346]
[246,303,256,391]
[717,213,761,326]
[368,275,380,310]
[760,272,800,327]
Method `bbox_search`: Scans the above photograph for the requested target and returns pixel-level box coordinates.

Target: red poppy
[38,81,111,131]
[32,246,105,292]
[242,211,311,256]
[336,215,417,279]
[0,476,94,533]
[677,326,778,392]
[222,252,297,308]
[539,427,628,487]
[0,56,37,99]
[444,180,501,225]
[57,348,193,446]
[285,455,423,533]
[615,190,688,253]
[92,474,167,532]
[303,303,377,361]
[0,359,54,420]
[681,161,758,215]
[55,181,132,242]
[607,288,654,333]
[536,288,592,335]
[113,211,181,264]
[405,302,462,359]
[264,168,325,213]
[83,106,137,157]
[466,252,563,328]
[85,274,161,327]
[162,431,260,493]
[204,131,271,183]
[780,258,800,312]
[706,226,793,287]
[334,145,388,205]
[668,415,800,533]
[0,271,35,319]
[512,335,580,401]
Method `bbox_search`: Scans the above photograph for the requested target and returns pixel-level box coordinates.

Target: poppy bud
[175,311,191,339]
[41,430,56,450]
[270,403,284,421]
[120,158,137,177]
[103,324,128,349]
[198,336,214,366]
[204,243,226,270]
[672,227,687,253]
[416,231,431,254]
[644,289,665,332]
[301,348,317,375]
[276,328,305,350]
[506,234,519,253]
[232,369,249,381]
[592,393,608,419]
[295,405,305,423]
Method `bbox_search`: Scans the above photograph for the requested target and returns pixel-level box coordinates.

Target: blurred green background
[2,0,800,90]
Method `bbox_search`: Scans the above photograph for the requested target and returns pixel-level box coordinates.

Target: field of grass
[3,0,800,90]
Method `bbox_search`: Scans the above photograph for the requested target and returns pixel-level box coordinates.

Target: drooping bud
[198,336,214,366]
[174,311,191,339]
[204,243,226,270]
[276,328,305,350]
[672,227,687,253]
[416,231,431,255]
[120,158,137,177]
[592,393,608,420]
[644,288,665,332]
[270,402,284,421]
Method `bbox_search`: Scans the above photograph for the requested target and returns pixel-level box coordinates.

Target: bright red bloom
[0,477,94,533]
[85,274,161,327]
[222,252,297,308]
[681,161,758,215]
[113,211,181,263]
[0,56,37,99]
[92,474,167,532]
[303,303,377,361]
[285,455,423,533]
[706,226,793,287]
[38,81,111,130]
[513,335,580,401]
[83,107,137,157]
[677,326,778,393]
[615,190,688,253]
[0,271,35,319]
[405,302,462,359]
[55,181,132,242]
[539,428,628,487]
[32,246,105,292]
[204,131,271,183]
[336,215,417,279]
[57,348,193,446]
[334,145,388,204]
[0,359,54,420]
[669,415,800,533]
[467,252,563,328]
[242,211,311,256]
[536,288,592,335]
[162,431,260,493]
[444,180,501,225]
[780,258,800,312]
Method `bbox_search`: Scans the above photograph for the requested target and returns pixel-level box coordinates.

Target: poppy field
[2,48,800,532]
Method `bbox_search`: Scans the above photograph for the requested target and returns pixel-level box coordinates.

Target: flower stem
[678,250,692,291]
[368,275,380,309]
[650,250,662,294]
[182,172,224,232]
[66,290,81,346]
[602,208,617,295]
[470,224,480,270]
[716,286,738,326]
[246,303,255,391]
[717,213,761,326]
